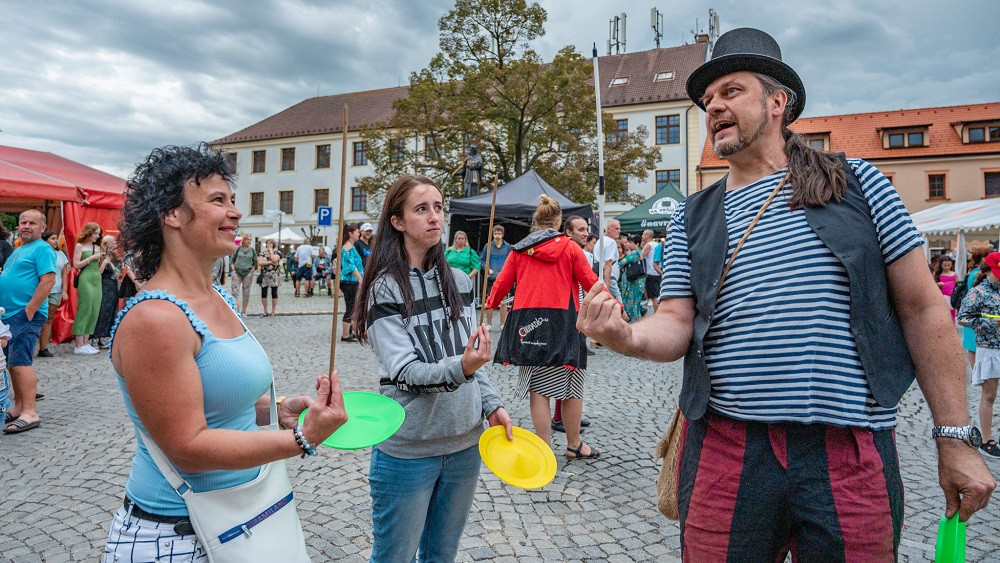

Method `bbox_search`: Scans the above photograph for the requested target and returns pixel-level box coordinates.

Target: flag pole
[592,43,607,274]
[329,104,349,373]
[479,176,499,325]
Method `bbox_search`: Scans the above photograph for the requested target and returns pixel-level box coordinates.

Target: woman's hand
[300,371,348,446]
[461,324,491,376]
[487,407,514,441]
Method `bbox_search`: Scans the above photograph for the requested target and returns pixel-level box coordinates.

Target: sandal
[565,442,601,460]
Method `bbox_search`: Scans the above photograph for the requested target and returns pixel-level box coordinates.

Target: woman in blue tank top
[102,144,348,562]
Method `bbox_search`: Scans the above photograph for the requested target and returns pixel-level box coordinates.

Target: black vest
[680,157,916,420]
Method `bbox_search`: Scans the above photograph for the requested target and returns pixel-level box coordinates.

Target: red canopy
[0,144,127,344]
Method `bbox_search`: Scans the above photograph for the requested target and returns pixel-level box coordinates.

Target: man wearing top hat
[578,27,993,559]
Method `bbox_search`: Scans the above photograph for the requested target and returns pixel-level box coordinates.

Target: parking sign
[317,205,332,226]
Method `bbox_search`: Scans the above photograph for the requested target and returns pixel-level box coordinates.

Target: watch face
[969,426,984,447]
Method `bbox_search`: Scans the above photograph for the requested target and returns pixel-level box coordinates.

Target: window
[315,144,331,168]
[314,189,329,212]
[390,139,406,163]
[965,124,1000,143]
[928,174,946,200]
[654,71,674,81]
[424,135,441,160]
[224,152,237,173]
[252,150,266,173]
[986,172,1000,198]
[249,192,264,216]
[608,119,628,145]
[353,142,367,166]
[655,115,680,144]
[884,128,928,149]
[809,138,825,150]
[609,77,628,86]
[656,169,681,190]
[281,148,295,171]
[279,190,294,214]
[351,187,367,212]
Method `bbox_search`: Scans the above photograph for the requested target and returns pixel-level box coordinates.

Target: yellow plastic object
[479,425,557,489]
[983,313,1000,319]
[935,513,966,563]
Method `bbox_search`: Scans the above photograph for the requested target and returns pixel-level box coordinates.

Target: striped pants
[678,414,903,562]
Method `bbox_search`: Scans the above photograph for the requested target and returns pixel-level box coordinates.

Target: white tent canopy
[259,227,305,243]
[910,199,1000,236]
[910,199,1000,278]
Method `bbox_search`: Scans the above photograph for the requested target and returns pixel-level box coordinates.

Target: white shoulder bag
[141,381,310,563]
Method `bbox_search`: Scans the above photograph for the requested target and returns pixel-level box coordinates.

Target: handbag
[141,380,310,562]
[654,173,788,520]
[623,259,644,282]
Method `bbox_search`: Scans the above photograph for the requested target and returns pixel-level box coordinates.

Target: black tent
[448,170,593,250]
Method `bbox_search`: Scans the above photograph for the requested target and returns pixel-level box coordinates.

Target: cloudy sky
[1,0,997,179]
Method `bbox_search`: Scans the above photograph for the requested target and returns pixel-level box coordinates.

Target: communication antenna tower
[607,12,627,55]
[708,9,720,50]
[650,8,663,49]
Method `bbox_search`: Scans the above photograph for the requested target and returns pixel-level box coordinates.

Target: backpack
[950,277,969,310]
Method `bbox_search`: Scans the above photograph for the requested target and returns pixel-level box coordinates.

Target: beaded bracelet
[292,424,317,458]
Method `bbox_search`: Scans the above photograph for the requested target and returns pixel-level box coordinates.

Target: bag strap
[716,173,788,297]
[140,380,277,498]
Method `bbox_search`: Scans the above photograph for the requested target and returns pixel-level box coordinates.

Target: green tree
[357,0,659,211]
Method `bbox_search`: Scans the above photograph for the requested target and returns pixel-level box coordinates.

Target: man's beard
[712,108,768,158]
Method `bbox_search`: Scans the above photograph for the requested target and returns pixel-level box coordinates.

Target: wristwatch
[932,424,983,448]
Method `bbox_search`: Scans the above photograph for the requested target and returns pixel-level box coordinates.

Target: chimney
[695,33,710,43]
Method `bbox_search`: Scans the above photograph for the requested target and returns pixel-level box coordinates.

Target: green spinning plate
[298,392,405,450]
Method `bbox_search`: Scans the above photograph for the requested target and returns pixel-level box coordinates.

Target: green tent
[615,183,685,233]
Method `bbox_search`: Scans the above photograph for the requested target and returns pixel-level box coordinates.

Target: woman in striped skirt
[487,196,603,459]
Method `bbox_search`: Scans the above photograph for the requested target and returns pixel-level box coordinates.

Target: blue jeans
[369,445,481,563]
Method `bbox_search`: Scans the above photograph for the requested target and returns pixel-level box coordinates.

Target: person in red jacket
[487,195,602,459]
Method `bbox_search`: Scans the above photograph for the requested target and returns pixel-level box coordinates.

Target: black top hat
[686,28,806,123]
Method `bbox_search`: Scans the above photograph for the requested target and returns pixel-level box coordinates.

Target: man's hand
[938,439,995,521]
[487,407,514,440]
[24,306,37,321]
[577,281,631,352]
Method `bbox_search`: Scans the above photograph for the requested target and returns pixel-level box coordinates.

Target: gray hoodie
[367,266,504,458]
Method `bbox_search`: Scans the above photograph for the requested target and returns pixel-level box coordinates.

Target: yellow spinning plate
[479,425,557,489]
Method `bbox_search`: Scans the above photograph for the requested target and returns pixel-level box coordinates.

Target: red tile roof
[699,102,1000,169]
[214,43,709,145]
[597,43,708,108]
[213,86,411,144]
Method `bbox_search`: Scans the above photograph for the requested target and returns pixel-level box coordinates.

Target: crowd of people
[1,25,997,562]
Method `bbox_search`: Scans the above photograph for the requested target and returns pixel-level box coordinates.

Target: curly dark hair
[120,143,233,279]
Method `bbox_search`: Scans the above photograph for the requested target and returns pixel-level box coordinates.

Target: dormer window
[963,121,1000,143]
[654,71,674,81]
[805,133,830,151]
[881,126,929,149]
[610,77,629,86]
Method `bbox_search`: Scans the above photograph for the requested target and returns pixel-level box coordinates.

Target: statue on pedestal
[455,145,483,198]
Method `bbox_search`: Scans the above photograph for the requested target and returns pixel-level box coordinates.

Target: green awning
[615,183,685,232]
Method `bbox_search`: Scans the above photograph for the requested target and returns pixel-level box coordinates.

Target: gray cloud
[0,0,996,179]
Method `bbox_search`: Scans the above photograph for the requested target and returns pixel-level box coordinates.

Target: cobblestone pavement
[2,283,1000,562]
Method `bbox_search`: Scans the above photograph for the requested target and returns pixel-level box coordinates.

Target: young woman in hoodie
[354,174,513,563]
[486,195,602,460]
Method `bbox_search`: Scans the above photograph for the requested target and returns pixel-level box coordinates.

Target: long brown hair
[78,222,102,245]
[756,74,847,209]
[353,175,463,343]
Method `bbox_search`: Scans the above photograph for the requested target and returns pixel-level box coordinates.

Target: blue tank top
[110,286,273,516]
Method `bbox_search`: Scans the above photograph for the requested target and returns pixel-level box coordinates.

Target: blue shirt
[0,239,57,320]
[340,247,364,281]
[660,159,922,430]
[480,240,512,281]
[113,288,272,515]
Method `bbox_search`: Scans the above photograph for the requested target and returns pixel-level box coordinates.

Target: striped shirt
[660,159,922,430]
